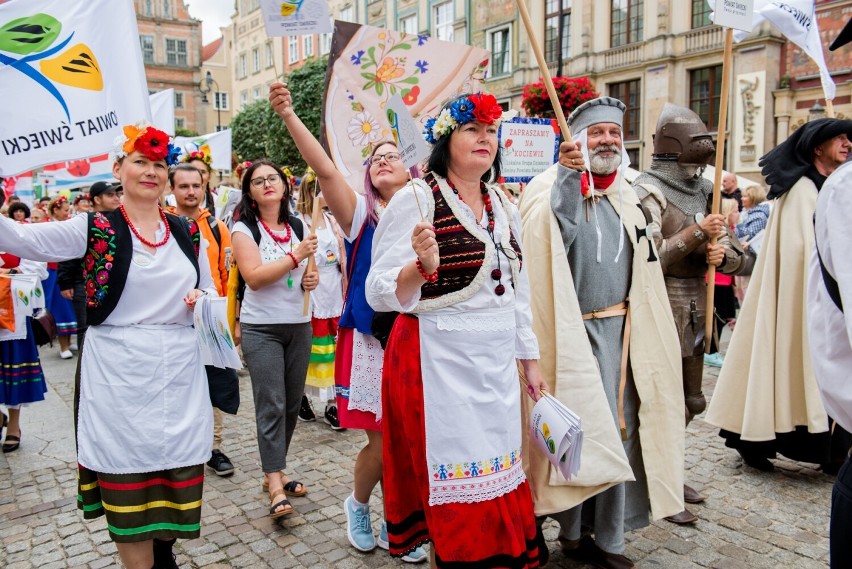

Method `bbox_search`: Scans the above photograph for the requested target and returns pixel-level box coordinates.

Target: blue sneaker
[378,521,428,564]
[704,353,724,368]
[344,495,376,552]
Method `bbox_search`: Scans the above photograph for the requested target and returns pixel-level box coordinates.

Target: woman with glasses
[366,93,546,567]
[270,83,427,563]
[231,160,319,519]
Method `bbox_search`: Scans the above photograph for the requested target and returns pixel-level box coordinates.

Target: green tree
[174,127,199,137]
[230,57,329,174]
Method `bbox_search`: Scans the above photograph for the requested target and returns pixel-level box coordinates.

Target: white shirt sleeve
[197,236,215,293]
[508,202,540,360]
[17,258,48,281]
[366,182,428,313]
[0,213,88,261]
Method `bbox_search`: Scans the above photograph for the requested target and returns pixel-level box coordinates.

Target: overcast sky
[184,0,234,45]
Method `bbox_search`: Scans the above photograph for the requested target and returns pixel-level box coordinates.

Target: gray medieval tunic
[550,166,649,550]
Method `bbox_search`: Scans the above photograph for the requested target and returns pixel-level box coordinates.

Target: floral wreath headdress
[423,93,516,144]
[182,150,212,167]
[234,161,252,180]
[111,122,181,165]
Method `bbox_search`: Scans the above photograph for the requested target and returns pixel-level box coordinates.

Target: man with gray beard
[521,97,684,569]
[633,103,746,525]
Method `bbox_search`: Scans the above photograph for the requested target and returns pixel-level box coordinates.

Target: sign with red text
[498,117,560,183]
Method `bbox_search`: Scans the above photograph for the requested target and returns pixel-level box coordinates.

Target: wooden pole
[514,0,571,141]
[705,28,734,352]
[826,98,836,118]
[302,178,321,316]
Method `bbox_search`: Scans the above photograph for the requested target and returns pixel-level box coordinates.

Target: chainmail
[633,160,712,215]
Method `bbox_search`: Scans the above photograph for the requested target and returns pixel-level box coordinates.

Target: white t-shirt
[233,219,310,325]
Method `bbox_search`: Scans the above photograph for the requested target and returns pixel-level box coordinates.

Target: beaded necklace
[447,180,506,296]
[119,204,170,248]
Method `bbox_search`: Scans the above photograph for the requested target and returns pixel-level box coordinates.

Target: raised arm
[269,82,358,235]
[0,214,87,262]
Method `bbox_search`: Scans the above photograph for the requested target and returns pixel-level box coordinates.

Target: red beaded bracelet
[286,252,299,266]
[416,259,438,283]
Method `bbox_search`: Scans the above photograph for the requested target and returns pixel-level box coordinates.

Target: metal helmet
[652,103,716,164]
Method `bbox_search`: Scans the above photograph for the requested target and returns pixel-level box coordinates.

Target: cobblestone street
[0,331,833,568]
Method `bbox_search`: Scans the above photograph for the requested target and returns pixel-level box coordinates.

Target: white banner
[721,0,836,100]
[260,0,332,37]
[43,152,116,191]
[385,94,430,169]
[0,0,152,177]
[150,89,175,136]
[2,171,34,206]
[498,118,560,183]
[174,129,233,171]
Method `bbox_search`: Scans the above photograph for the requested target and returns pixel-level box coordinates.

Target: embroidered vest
[85,210,201,326]
[419,173,522,302]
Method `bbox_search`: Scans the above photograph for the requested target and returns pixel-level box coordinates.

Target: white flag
[150,89,176,136]
[721,0,836,100]
[0,0,152,177]
[174,129,233,171]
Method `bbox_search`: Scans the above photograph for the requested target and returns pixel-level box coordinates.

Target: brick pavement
[0,330,834,568]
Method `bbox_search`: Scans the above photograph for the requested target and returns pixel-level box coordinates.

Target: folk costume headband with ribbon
[567,96,632,264]
[182,150,212,167]
[423,93,517,144]
[111,122,181,166]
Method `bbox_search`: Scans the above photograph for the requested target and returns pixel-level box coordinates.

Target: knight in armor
[633,103,746,525]
[521,97,684,568]
[706,117,852,475]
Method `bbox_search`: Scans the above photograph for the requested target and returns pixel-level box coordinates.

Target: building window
[487,26,511,77]
[303,35,314,58]
[140,35,155,64]
[320,33,332,55]
[689,65,722,130]
[339,6,354,22]
[252,47,260,73]
[240,90,248,108]
[145,0,152,16]
[175,117,185,129]
[249,0,260,10]
[265,42,274,67]
[174,91,184,109]
[544,0,571,64]
[238,53,247,78]
[288,36,299,64]
[608,79,641,140]
[691,0,712,28]
[433,1,454,42]
[214,92,229,111]
[163,0,169,17]
[252,86,262,101]
[611,0,643,47]
[165,38,188,66]
[400,14,418,35]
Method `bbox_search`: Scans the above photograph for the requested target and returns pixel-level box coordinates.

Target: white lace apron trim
[347,330,384,420]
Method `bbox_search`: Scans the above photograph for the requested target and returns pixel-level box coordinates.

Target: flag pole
[303,177,321,316]
[705,28,734,353]
[513,0,572,141]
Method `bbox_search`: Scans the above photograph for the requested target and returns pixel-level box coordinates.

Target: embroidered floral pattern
[431,448,522,481]
[186,217,200,257]
[84,212,116,309]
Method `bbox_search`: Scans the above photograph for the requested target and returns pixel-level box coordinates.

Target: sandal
[268,489,294,519]
[262,471,281,492]
[283,480,308,497]
[0,411,7,438]
[3,431,20,453]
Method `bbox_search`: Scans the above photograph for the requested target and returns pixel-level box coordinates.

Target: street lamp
[808,101,826,122]
[199,70,222,132]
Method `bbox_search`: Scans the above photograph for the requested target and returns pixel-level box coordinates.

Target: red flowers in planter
[521,76,599,119]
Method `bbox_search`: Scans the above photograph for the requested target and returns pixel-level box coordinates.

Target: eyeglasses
[369,152,401,165]
[250,173,282,188]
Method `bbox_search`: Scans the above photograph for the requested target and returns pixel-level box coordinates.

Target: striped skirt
[305,316,338,389]
[77,464,204,543]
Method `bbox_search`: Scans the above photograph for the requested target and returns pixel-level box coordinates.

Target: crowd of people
[0,80,850,569]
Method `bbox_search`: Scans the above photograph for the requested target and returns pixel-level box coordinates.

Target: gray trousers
[241,322,312,473]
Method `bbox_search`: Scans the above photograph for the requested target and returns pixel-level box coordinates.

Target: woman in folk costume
[0,123,215,569]
[269,82,428,563]
[0,254,49,453]
[706,118,852,472]
[520,97,684,568]
[294,175,347,430]
[366,93,546,568]
[44,195,78,359]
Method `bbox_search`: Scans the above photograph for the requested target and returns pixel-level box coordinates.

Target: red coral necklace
[120,204,170,248]
[259,217,292,243]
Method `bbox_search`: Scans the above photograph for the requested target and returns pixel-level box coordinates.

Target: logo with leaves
[0,13,103,121]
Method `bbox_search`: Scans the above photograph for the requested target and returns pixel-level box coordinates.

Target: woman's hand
[411,221,439,275]
[294,233,318,263]
[269,82,294,120]
[522,360,547,402]
[301,270,319,291]
[183,289,207,310]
